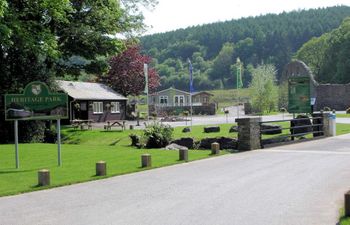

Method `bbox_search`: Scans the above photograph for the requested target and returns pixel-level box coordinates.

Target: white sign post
[14,120,19,169]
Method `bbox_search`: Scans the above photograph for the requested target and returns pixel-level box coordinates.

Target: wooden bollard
[129,125,134,130]
[179,149,188,161]
[141,154,152,168]
[96,161,107,176]
[345,190,350,216]
[38,169,50,186]
[211,142,220,155]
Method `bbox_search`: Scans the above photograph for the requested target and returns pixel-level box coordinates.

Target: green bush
[143,122,173,148]
[44,128,57,143]
[129,134,141,146]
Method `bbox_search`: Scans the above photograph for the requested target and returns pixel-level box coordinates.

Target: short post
[129,125,134,130]
[179,149,188,161]
[211,142,220,155]
[141,154,152,168]
[38,169,50,186]
[345,190,350,217]
[96,161,107,176]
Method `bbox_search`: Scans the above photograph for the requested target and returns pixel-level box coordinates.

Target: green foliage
[0,143,213,196]
[249,64,278,113]
[0,0,156,143]
[129,134,141,147]
[143,123,174,148]
[208,42,235,87]
[295,34,330,79]
[141,6,350,90]
[278,81,288,109]
[0,0,7,17]
[296,17,350,84]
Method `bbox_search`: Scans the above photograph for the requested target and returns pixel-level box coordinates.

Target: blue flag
[189,60,194,93]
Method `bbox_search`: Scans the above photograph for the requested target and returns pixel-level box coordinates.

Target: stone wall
[282,60,350,111]
[315,84,350,111]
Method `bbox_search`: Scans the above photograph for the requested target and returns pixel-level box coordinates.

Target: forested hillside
[296,17,350,84]
[140,6,350,91]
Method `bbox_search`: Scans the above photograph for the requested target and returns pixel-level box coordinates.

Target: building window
[93,102,103,114]
[111,102,120,113]
[203,97,209,103]
[159,96,168,106]
[174,95,185,106]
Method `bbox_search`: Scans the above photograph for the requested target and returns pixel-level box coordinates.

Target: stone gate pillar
[235,117,262,151]
[322,113,331,137]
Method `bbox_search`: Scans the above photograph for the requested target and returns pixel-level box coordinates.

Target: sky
[142,0,350,35]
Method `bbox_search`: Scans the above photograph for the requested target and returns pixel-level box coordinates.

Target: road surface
[1,134,350,224]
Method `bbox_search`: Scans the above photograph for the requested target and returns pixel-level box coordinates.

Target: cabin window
[93,102,103,114]
[111,102,120,113]
[174,95,185,106]
[159,96,168,106]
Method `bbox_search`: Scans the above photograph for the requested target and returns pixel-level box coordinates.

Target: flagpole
[236,58,241,119]
[188,59,193,130]
[144,64,149,123]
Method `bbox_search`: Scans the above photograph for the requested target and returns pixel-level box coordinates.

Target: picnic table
[71,119,93,130]
[104,120,126,131]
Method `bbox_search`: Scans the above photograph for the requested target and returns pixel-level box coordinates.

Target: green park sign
[5,81,68,121]
[288,76,311,113]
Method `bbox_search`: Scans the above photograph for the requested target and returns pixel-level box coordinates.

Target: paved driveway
[1,135,350,225]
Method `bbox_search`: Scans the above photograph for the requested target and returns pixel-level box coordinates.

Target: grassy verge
[0,144,223,197]
[0,124,236,197]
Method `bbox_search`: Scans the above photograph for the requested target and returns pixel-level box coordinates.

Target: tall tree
[249,64,278,113]
[295,34,330,81]
[100,45,160,96]
[0,0,157,143]
[296,17,350,84]
[208,42,235,86]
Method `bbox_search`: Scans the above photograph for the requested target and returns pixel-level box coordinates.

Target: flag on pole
[144,63,148,94]
[188,59,194,93]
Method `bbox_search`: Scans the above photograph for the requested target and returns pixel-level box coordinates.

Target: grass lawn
[61,123,237,145]
[209,88,251,109]
[336,113,350,118]
[339,208,350,225]
[340,218,350,225]
[0,144,218,197]
[1,121,350,197]
[0,123,236,197]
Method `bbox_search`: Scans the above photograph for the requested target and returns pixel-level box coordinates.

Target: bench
[104,120,126,131]
[71,120,93,130]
